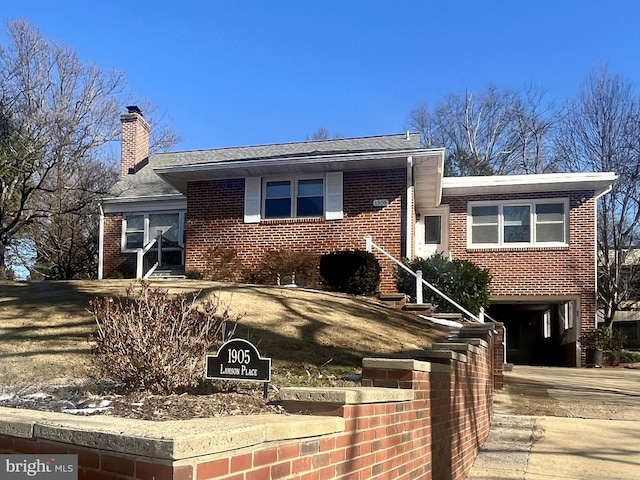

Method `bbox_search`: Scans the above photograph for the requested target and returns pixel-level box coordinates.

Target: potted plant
[579,326,612,367]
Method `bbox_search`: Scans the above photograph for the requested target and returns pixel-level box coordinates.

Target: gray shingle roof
[107,133,421,199]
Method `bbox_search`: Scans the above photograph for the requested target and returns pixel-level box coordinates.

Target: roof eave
[155,148,444,194]
[441,172,618,197]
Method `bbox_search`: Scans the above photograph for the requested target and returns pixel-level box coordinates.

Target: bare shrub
[89,281,238,394]
[243,249,321,287]
[203,246,240,281]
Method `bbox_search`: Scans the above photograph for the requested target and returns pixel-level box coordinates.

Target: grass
[0,279,446,389]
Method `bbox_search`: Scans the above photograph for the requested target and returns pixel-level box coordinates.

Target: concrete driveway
[466,366,640,480]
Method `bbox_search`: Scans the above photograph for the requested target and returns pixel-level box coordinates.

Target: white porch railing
[364,235,483,323]
[136,233,160,279]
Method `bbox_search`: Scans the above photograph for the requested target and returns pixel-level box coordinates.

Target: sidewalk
[466,414,640,479]
[466,366,640,480]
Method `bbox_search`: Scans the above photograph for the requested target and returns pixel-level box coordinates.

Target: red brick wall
[185,170,407,292]
[103,213,137,278]
[444,190,597,336]
[0,325,502,480]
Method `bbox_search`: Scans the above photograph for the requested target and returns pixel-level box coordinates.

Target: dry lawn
[0,280,446,388]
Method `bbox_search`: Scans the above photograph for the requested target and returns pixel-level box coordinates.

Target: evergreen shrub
[320,249,381,295]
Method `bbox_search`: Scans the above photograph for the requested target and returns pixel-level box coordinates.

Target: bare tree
[0,20,178,279]
[408,86,558,176]
[306,127,345,141]
[555,66,640,327]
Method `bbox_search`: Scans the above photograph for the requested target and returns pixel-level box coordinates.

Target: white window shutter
[325,171,343,220]
[244,177,261,223]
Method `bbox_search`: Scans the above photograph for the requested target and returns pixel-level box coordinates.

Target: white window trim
[467,198,569,249]
[121,211,185,253]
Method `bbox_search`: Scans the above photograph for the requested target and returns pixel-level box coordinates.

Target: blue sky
[1,1,639,151]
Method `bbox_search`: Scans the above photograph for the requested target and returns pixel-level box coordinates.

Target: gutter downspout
[593,184,614,329]
[406,156,413,260]
[98,203,104,280]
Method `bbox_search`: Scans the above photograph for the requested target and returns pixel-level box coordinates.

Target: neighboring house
[100,106,616,367]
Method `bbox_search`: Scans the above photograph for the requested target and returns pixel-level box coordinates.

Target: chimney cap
[126,105,142,115]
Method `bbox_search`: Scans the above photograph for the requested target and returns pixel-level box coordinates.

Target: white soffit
[413,149,445,209]
[441,172,617,197]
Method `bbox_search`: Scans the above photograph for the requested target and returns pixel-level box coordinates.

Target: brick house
[100,106,616,367]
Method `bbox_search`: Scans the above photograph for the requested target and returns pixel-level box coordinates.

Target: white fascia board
[102,194,186,214]
[442,172,617,196]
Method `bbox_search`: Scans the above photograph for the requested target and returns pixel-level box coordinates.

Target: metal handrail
[364,235,483,323]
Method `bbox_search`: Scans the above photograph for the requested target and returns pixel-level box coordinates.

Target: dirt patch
[0,383,287,420]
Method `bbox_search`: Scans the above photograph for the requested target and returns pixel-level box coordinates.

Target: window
[124,214,144,250]
[265,181,292,218]
[263,177,324,219]
[297,179,324,217]
[543,310,552,338]
[468,199,567,247]
[425,215,442,244]
[536,203,565,242]
[470,205,499,244]
[122,212,183,252]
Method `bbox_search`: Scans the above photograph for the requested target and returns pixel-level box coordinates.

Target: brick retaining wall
[0,323,503,480]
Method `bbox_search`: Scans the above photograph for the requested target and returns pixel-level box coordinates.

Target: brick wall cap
[448,337,489,349]
[0,407,343,460]
[362,357,433,372]
[409,349,468,363]
[432,342,482,354]
[280,386,414,405]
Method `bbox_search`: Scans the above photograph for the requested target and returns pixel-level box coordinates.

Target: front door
[415,206,449,258]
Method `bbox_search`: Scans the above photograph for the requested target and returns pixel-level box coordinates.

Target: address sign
[205,338,271,382]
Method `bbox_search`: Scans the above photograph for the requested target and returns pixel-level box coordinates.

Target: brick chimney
[120,105,150,178]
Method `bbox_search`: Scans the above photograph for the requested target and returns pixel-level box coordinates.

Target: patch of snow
[62,407,112,416]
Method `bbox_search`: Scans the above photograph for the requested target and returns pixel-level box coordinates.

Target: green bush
[243,249,321,287]
[395,253,491,314]
[580,326,625,351]
[185,268,203,280]
[89,281,238,394]
[105,270,124,279]
[319,250,381,295]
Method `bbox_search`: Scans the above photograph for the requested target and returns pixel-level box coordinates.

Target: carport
[488,298,580,366]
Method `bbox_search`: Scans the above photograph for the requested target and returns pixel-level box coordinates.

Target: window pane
[265,198,291,218]
[297,197,323,216]
[472,225,499,244]
[126,232,144,250]
[503,205,531,243]
[536,223,565,242]
[536,203,564,222]
[126,215,144,231]
[298,179,323,197]
[471,206,498,224]
[471,206,498,244]
[149,213,180,242]
[266,181,291,198]
[425,216,441,244]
